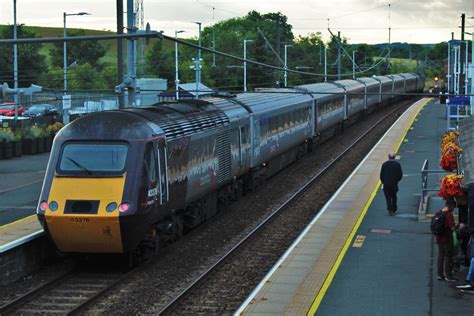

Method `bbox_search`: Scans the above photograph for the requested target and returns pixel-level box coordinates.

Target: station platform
[236,98,474,315]
[0,153,48,253]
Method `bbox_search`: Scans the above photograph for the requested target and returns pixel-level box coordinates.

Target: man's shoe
[456,284,473,289]
[460,287,474,293]
[437,276,444,281]
[444,277,458,282]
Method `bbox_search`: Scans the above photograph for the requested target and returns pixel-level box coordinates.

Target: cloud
[1,0,472,43]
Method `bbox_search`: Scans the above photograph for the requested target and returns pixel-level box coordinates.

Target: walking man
[380,152,403,215]
[437,200,456,281]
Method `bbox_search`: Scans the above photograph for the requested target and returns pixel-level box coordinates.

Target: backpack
[431,211,446,235]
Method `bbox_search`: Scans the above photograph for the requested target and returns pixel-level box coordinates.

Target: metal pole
[461,13,466,94]
[13,0,18,120]
[175,32,179,100]
[352,50,356,79]
[471,33,474,109]
[337,31,341,80]
[448,41,451,94]
[324,47,328,82]
[284,44,291,87]
[175,30,183,100]
[454,46,459,95]
[63,12,67,96]
[117,0,124,108]
[319,44,322,66]
[465,40,469,96]
[127,0,136,107]
[212,29,216,68]
[244,39,247,92]
[194,22,202,99]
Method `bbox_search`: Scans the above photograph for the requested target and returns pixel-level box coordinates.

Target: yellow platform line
[0,214,36,230]
[307,98,432,315]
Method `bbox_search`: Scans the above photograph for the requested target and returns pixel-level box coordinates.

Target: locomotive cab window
[144,143,157,182]
[58,143,128,176]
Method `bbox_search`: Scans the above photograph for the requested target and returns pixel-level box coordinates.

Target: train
[36,73,424,255]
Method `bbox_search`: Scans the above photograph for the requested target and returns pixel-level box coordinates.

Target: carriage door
[156,139,169,204]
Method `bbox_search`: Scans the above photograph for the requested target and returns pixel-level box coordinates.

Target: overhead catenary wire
[0,31,394,78]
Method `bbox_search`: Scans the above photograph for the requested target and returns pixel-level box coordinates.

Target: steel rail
[0,264,144,315]
[156,98,417,315]
[67,267,142,315]
[0,269,74,314]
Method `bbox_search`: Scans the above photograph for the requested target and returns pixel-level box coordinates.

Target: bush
[0,128,15,142]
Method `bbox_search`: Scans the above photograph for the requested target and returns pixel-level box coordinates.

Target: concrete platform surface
[0,152,49,226]
[236,99,474,316]
[316,100,474,315]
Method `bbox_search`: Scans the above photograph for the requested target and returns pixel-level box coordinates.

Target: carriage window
[144,143,157,182]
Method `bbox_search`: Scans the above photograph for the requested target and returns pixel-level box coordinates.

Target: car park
[23,104,58,118]
[0,103,26,117]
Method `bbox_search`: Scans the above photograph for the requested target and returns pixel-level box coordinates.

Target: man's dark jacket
[380,159,403,188]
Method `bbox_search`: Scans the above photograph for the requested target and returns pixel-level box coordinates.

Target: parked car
[23,104,58,118]
[0,103,25,117]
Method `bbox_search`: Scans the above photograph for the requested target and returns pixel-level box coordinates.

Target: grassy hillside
[0,25,175,68]
[1,25,121,67]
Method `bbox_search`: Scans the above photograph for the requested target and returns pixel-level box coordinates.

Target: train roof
[57,110,156,141]
[357,77,381,86]
[234,91,313,114]
[387,74,404,82]
[398,73,418,80]
[297,82,345,100]
[334,79,365,91]
[373,76,392,83]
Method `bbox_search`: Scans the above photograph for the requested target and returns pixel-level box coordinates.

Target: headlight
[106,202,118,212]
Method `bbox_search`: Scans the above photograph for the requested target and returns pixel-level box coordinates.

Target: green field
[0,25,145,67]
[0,25,178,68]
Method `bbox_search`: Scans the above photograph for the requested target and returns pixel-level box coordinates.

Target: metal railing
[419,159,449,218]
[446,103,472,130]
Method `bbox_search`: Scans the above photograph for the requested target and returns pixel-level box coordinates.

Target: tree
[0,25,47,87]
[68,63,108,90]
[49,30,109,71]
[145,39,175,82]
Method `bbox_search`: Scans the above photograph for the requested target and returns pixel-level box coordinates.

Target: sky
[1,0,473,44]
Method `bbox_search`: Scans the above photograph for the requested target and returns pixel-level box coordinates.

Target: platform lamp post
[63,12,90,95]
[192,21,202,98]
[243,39,253,92]
[324,47,329,82]
[284,44,292,87]
[175,30,185,100]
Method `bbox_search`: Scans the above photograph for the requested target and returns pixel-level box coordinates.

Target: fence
[419,159,449,219]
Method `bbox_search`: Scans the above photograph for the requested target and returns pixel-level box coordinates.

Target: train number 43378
[70,217,90,223]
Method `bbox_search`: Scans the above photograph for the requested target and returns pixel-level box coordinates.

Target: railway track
[0,99,418,315]
[156,99,418,315]
[0,264,138,315]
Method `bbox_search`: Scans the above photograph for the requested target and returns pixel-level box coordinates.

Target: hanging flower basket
[439,141,462,172]
[440,131,459,150]
[439,174,464,200]
[440,151,457,171]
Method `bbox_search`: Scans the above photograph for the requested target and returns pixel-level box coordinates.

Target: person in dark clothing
[380,152,403,215]
[436,200,456,282]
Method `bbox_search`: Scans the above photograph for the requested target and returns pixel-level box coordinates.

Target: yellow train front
[37,111,167,254]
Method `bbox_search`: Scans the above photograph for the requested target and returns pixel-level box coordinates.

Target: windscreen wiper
[67,157,92,175]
